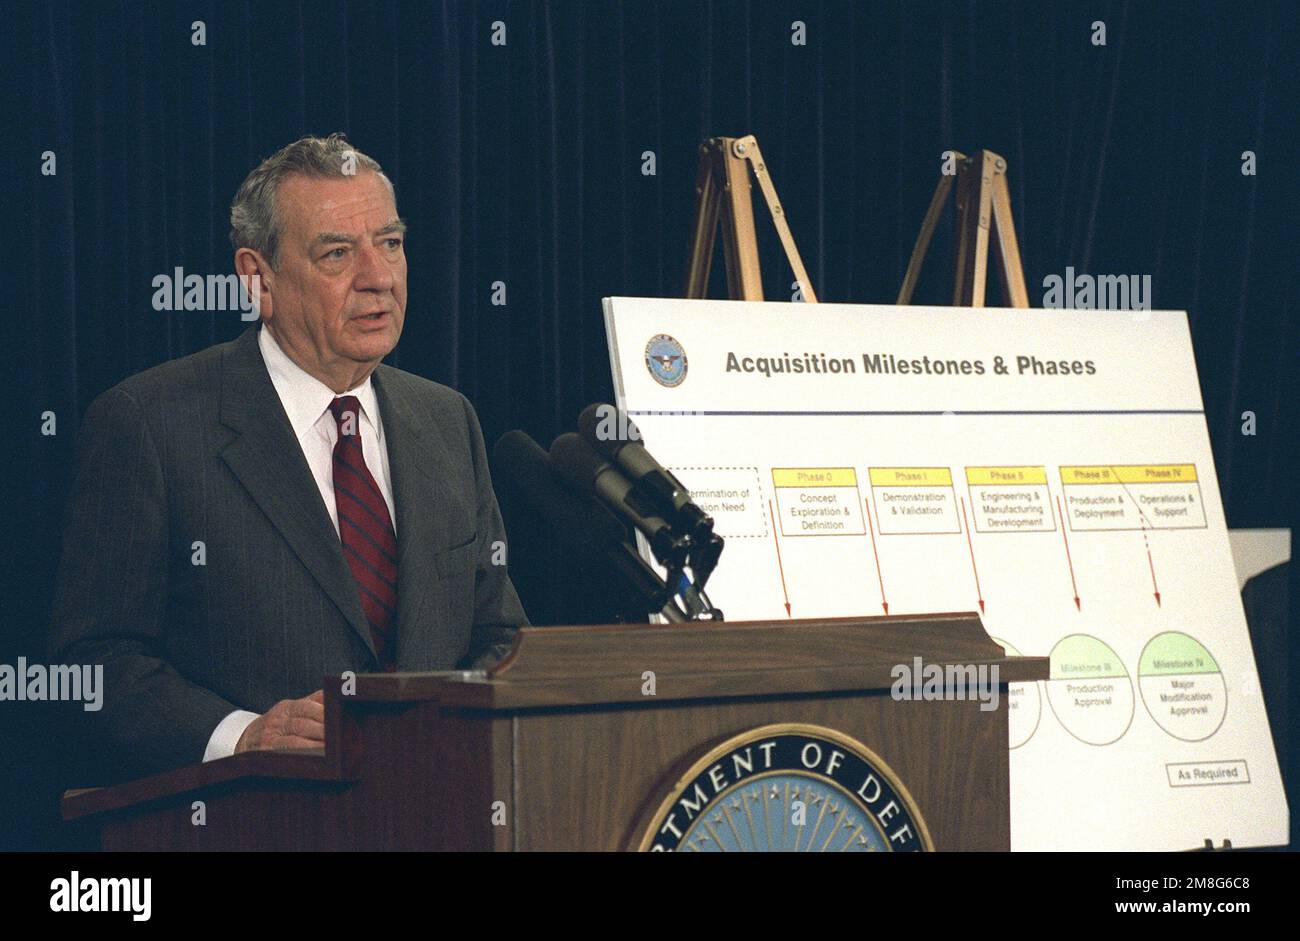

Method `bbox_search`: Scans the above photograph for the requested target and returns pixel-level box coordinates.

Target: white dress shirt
[202,325,397,761]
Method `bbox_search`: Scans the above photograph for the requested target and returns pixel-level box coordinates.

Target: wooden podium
[62,614,1047,851]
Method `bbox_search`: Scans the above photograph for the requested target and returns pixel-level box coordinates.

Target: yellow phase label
[1060,464,1198,484]
[771,467,858,488]
[869,467,953,487]
[966,466,1048,485]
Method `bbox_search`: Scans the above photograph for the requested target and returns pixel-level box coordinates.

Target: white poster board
[604,296,1288,851]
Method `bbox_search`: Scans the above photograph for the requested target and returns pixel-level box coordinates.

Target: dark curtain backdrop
[3,0,1296,850]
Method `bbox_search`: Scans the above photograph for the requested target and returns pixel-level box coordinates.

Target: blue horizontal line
[626,409,1205,417]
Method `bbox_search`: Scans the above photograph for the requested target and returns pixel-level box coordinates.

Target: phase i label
[869,467,961,534]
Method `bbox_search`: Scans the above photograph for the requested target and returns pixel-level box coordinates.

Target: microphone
[494,431,627,547]
[493,430,671,612]
[577,403,713,540]
[548,432,692,566]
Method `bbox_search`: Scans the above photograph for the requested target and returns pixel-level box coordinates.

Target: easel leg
[897,162,960,306]
[684,144,722,298]
[682,135,817,303]
[900,149,1029,309]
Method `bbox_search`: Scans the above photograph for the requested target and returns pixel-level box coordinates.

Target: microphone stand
[643,529,725,623]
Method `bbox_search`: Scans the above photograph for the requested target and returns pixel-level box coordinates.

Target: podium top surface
[349,611,1049,709]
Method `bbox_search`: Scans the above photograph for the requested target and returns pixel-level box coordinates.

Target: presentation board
[604,296,1288,851]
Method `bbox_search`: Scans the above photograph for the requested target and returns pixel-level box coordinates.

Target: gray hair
[229,133,394,269]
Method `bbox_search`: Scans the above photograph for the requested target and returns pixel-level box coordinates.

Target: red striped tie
[329,396,398,671]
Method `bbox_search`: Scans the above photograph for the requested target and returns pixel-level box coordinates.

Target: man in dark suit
[48,134,528,781]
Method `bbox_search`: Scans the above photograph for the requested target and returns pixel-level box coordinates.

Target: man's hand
[234,690,325,753]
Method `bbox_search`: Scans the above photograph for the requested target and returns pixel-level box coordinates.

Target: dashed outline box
[672,466,769,539]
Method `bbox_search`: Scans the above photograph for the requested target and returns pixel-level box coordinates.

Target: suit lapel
[371,367,443,651]
[218,327,377,660]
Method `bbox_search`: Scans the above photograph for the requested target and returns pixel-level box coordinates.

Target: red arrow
[863,498,889,614]
[959,497,985,614]
[1055,494,1082,610]
[768,499,792,617]
[1141,526,1162,607]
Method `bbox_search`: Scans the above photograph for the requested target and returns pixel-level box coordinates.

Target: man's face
[261,170,407,388]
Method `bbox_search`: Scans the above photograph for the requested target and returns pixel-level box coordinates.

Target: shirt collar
[257,325,381,440]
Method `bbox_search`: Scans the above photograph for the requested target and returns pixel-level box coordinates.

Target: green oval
[1139,632,1220,676]
[1050,633,1128,680]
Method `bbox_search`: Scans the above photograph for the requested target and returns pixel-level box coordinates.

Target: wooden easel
[683,135,818,303]
[897,149,1029,308]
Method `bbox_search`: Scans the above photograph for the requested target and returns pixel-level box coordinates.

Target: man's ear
[234,248,274,322]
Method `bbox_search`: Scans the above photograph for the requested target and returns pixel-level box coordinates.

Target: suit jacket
[48,325,528,780]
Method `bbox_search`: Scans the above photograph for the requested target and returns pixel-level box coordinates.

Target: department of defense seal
[633,723,932,852]
[645,334,688,387]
